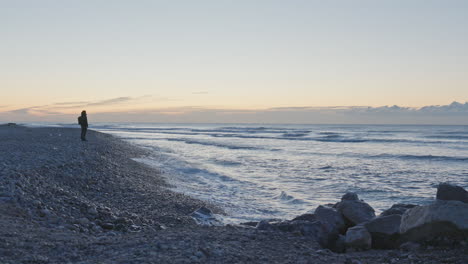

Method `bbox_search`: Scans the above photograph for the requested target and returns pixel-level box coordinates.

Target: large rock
[400,200,468,243]
[345,225,372,250]
[341,192,359,201]
[269,220,324,237]
[314,205,346,233]
[365,214,401,249]
[380,204,416,217]
[292,213,316,222]
[267,220,296,232]
[436,183,468,203]
[336,199,375,225]
[290,220,324,237]
[298,205,347,250]
[268,220,337,249]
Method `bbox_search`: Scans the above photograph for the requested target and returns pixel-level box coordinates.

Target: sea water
[91,124,468,223]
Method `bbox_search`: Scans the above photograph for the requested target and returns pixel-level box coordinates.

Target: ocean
[40,123,468,223]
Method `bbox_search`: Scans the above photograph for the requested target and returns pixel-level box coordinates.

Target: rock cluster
[251,183,468,252]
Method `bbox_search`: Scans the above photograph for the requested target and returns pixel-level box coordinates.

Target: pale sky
[1,0,468,122]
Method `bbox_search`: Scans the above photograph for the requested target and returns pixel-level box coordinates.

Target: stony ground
[0,125,466,263]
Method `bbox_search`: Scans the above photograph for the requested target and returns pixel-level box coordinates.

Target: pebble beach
[0,124,466,263]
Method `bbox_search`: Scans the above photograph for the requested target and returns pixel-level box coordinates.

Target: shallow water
[50,123,468,223]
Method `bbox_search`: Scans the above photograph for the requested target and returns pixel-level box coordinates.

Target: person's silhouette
[78,110,88,141]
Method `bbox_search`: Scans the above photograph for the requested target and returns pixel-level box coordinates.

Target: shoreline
[0,125,466,263]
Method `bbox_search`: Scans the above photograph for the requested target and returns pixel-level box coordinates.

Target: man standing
[78,110,88,141]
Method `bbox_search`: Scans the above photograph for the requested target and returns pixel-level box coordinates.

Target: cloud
[43,95,161,111]
[51,101,90,106]
[1,97,139,117]
[0,95,178,122]
[8,104,50,115]
[9,108,33,114]
[82,101,468,125]
[419,101,468,113]
[84,97,133,107]
[48,97,136,109]
[2,100,468,125]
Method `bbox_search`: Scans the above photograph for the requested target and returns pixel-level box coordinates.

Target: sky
[1,0,467,124]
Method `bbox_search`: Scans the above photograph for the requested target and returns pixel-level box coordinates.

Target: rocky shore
[0,124,466,263]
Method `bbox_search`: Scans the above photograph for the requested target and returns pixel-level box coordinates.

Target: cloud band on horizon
[1,96,467,125]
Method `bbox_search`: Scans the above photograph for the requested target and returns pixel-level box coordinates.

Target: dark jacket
[78,115,88,128]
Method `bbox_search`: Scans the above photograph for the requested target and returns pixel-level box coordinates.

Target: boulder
[364,214,401,249]
[269,221,292,232]
[400,200,468,243]
[336,200,375,225]
[267,220,323,236]
[268,220,335,249]
[365,214,401,236]
[342,192,359,201]
[314,205,346,233]
[380,204,416,217]
[436,183,468,203]
[290,220,336,248]
[290,220,324,237]
[292,213,316,222]
[345,225,371,250]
